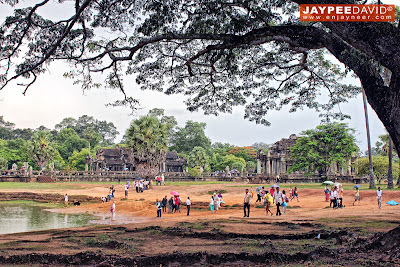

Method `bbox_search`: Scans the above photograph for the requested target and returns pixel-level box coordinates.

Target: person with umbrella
[353,185,361,206]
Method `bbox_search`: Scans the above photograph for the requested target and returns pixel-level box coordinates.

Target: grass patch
[165,181,234,186]
[0,200,63,208]
[255,205,264,208]
[227,183,400,191]
[207,189,227,195]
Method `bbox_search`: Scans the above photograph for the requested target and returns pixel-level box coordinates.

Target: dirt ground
[1,182,400,266]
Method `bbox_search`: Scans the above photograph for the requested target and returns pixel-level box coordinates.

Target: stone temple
[256,134,358,181]
[90,147,187,173]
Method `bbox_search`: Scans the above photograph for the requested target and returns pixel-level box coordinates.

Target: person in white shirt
[331,187,339,209]
[243,189,252,217]
[124,184,129,198]
[214,193,220,213]
[376,187,383,209]
[64,194,68,208]
[186,197,191,216]
[273,187,283,216]
[210,196,215,214]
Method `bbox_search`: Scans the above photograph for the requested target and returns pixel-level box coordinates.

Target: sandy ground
[3,183,399,226]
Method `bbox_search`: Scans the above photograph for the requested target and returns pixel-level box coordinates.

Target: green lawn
[0,181,119,190]
[227,183,400,191]
[164,181,235,186]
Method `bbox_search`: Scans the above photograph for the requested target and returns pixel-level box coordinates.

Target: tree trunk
[387,136,394,189]
[362,89,376,189]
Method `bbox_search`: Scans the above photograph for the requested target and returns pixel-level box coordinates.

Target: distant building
[91,146,135,171]
[161,151,187,172]
[91,147,187,173]
[256,134,357,178]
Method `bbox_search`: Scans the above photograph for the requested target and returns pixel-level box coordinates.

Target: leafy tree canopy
[289,122,358,175]
[169,121,211,154]
[228,146,257,162]
[125,115,169,176]
[188,146,210,170]
[4,0,400,152]
[358,156,399,180]
[55,128,88,161]
[27,130,57,168]
[55,115,119,146]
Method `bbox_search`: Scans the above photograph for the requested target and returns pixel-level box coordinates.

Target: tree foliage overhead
[4,0,400,153]
[289,123,358,175]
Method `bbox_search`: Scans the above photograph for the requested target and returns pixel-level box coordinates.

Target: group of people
[209,193,223,213]
[134,179,150,193]
[324,185,344,209]
[324,184,385,209]
[155,195,192,217]
[246,186,296,217]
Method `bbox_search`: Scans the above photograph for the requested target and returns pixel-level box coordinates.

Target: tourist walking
[243,188,252,217]
[273,187,283,216]
[186,197,191,216]
[264,190,273,216]
[168,196,174,213]
[64,194,68,208]
[214,193,220,213]
[256,187,263,204]
[291,187,299,201]
[124,183,129,198]
[210,196,215,214]
[276,176,280,187]
[324,185,330,202]
[376,187,383,209]
[353,188,361,206]
[338,185,344,208]
[289,187,293,199]
[110,201,116,221]
[156,199,162,217]
[161,173,165,185]
[162,196,168,213]
[281,190,288,214]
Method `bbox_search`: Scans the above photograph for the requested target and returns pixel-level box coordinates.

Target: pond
[0,203,98,235]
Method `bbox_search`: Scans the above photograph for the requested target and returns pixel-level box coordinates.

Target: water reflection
[0,204,96,234]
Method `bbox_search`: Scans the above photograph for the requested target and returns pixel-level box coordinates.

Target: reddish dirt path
[6,183,397,226]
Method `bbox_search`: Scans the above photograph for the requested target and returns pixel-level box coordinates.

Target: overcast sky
[0,0,394,153]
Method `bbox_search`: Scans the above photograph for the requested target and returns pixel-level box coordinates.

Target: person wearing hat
[376,187,383,209]
[353,187,361,206]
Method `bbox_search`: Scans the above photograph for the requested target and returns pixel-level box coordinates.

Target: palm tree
[27,131,56,169]
[125,115,168,177]
[362,88,375,189]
